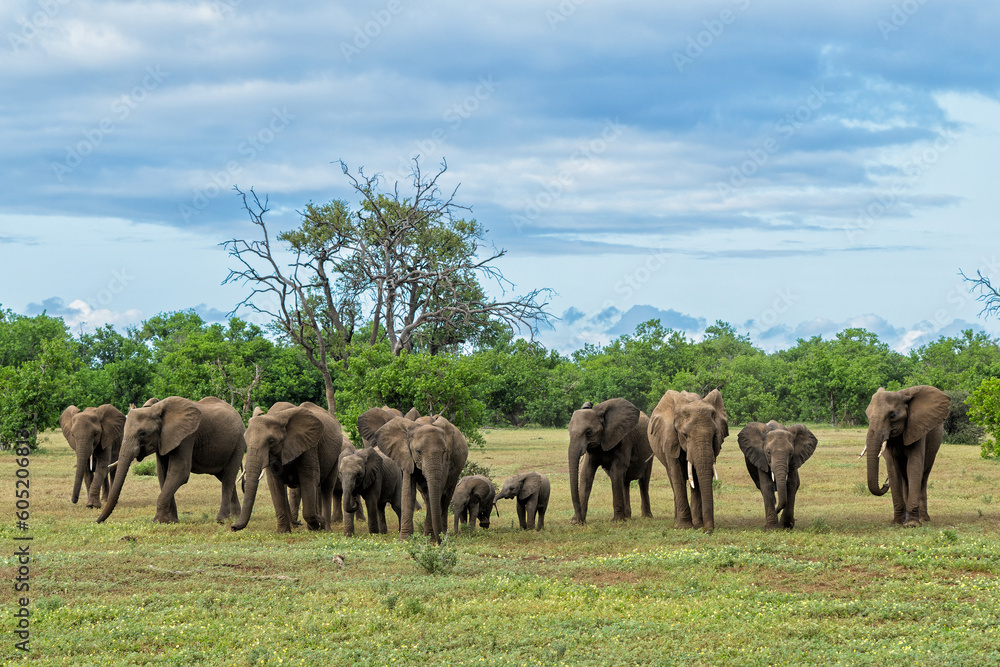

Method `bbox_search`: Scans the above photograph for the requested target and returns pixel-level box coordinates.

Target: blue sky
[2,1,999,353]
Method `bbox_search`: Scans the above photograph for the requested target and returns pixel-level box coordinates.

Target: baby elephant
[496,472,550,531]
[737,421,818,530]
[452,475,496,535]
[338,444,403,537]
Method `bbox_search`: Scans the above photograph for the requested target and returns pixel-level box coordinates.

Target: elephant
[496,472,550,530]
[864,385,950,527]
[367,415,469,543]
[97,396,245,524]
[737,421,817,529]
[451,474,496,535]
[338,442,402,537]
[648,389,728,533]
[232,401,344,533]
[59,404,125,508]
[567,399,653,524]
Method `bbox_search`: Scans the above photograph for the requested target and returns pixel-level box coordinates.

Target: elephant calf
[737,421,817,530]
[338,443,403,537]
[452,474,496,535]
[496,472,550,531]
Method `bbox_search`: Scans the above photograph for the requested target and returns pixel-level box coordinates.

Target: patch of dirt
[570,568,645,587]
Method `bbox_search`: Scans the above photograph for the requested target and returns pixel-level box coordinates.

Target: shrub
[943,390,985,445]
[132,460,157,476]
[460,459,492,482]
[406,535,457,575]
[966,378,1000,460]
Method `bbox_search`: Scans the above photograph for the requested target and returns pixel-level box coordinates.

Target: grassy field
[2,425,1000,666]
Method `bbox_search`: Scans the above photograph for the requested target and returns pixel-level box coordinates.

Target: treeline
[1,307,996,449]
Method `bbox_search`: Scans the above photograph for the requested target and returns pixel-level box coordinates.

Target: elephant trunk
[72,445,91,505]
[96,438,137,523]
[568,441,583,522]
[342,476,359,514]
[696,453,716,533]
[772,459,789,513]
[232,453,265,531]
[866,429,890,496]
[425,467,445,543]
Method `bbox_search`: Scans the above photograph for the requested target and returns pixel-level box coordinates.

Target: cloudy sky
[2,1,999,353]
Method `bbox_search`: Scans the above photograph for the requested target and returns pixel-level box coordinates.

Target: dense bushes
[2,305,999,452]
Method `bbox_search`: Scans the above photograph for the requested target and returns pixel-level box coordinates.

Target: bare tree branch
[960,268,1000,319]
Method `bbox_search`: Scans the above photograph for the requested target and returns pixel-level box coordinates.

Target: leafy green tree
[0,333,75,449]
[68,324,154,411]
[906,330,1000,393]
[967,377,1000,459]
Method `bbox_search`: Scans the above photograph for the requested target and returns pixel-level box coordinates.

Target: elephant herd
[59,383,952,540]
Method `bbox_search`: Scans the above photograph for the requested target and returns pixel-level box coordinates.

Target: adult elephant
[59,404,125,508]
[737,421,817,529]
[97,397,244,524]
[232,401,344,533]
[648,389,728,533]
[864,385,950,527]
[368,415,468,543]
[568,398,653,524]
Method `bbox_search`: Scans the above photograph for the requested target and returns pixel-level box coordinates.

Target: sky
[2,1,999,354]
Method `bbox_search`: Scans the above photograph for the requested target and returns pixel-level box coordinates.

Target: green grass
[3,425,1000,665]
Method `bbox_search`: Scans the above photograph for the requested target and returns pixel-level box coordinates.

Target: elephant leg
[516,500,527,529]
[623,479,633,519]
[288,487,302,526]
[536,503,546,531]
[420,488,435,536]
[690,473,704,529]
[524,497,539,530]
[299,478,323,531]
[578,456,599,523]
[609,459,628,521]
[883,448,906,525]
[365,494,380,534]
[468,501,480,531]
[320,483,334,531]
[377,501,388,534]
[266,472,294,533]
[666,455,694,528]
[638,469,653,518]
[780,469,799,529]
[154,466,188,524]
[903,445,926,527]
[919,436,940,523]
[759,471,779,529]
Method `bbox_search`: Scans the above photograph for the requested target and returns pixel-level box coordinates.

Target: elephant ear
[737,422,770,470]
[274,407,323,465]
[358,408,395,446]
[372,417,418,475]
[788,425,818,468]
[96,404,126,453]
[517,474,537,501]
[252,406,264,418]
[404,407,421,421]
[594,398,640,451]
[901,385,950,446]
[60,406,80,450]
[361,448,380,490]
[430,416,467,466]
[158,398,202,456]
[704,389,728,456]
[142,397,159,407]
[648,391,683,460]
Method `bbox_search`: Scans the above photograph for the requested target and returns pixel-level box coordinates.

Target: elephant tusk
[687,461,695,489]
[771,471,775,483]
[645,453,655,464]
[236,468,245,484]
[108,461,117,471]
[858,440,889,459]
[713,464,718,481]
[879,441,887,458]
[857,445,867,459]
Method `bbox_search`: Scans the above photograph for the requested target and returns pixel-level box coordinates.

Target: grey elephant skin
[496,472,550,530]
[568,398,653,524]
[648,389,728,533]
[60,404,125,509]
[339,442,402,537]
[233,401,344,533]
[864,385,950,527]
[452,474,496,535]
[367,415,468,543]
[97,396,245,524]
[738,421,817,529]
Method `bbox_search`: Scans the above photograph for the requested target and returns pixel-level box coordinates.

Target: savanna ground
[2,426,1000,666]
